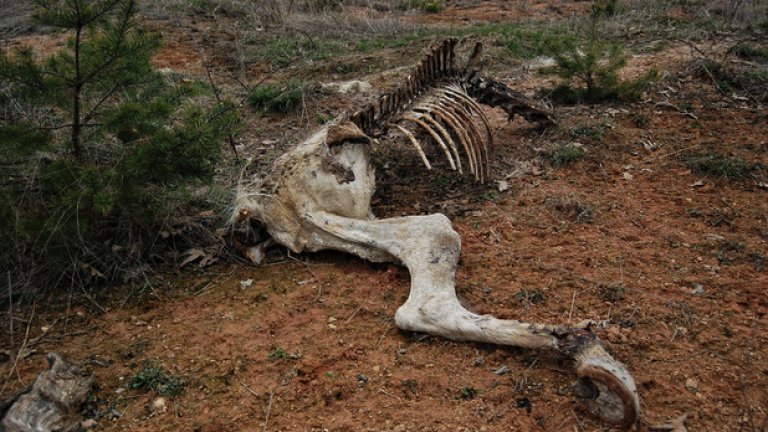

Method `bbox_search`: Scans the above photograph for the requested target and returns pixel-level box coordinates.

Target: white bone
[395,124,432,170]
[412,107,462,174]
[436,97,485,182]
[402,113,456,170]
[418,102,476,177]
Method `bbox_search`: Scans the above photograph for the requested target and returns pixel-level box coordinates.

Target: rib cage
[350,38,552,183]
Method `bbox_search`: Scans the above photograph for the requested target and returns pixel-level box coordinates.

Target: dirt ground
[1,1,767,431]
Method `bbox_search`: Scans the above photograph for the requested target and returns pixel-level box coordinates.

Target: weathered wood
[2,353,93,432]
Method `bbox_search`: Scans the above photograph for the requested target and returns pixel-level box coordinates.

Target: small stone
[685,378,698,392]
[691,283,705,295]
[151,397,167,413]
[328,323,337,330]
[81,419,97,429]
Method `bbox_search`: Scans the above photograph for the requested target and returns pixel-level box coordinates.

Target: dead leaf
[623,172,634,181]
[758,182,768,191]
[497,180,509,192]
[689,179,705,188]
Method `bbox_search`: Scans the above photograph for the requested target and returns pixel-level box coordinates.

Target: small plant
[684,153,757,179]
[458,386,477,400]
[399,0,444,13]
[515,288,546,306]
[570,124,604,142]
[550,143,586,167]
[315,113,335,124]
[129,362,185,397]
[545,195,596,223]
[591,0,619,18]
[732,44,768,63]
[248,81,307,114]
[268,347,288,360]
[598,284,625,302]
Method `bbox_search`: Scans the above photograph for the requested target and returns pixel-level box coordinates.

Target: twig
[568,290,576,321]
[346,307,362,324]
[378,388,403,402]
[263,388,274,432]
[240,381,259,397]
[7,271,12,349]
[1,304,35,398]
[655,101,698,119]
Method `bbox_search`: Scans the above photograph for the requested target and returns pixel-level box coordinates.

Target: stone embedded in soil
[685,378,698,392]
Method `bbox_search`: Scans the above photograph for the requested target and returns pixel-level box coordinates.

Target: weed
[716,240,746,264]
[632,114,649,128]
[550,143,586,167]
[570,124,604,142]
[458,386,477,400]
[732,44,768,63]
[129,362,185,397]
[413,0,444,13]
[545,194,596,223]
[598,284,625,302]
[684,153,757,179]
[515,288,546,306]
[591,0,619,18]
[315,113,334,124]
[256,35,345,69]
[749,252,766,272]
[268,347,288,360]
[248,81,307,114]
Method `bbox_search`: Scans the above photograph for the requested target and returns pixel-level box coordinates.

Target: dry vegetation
[1,0,767,431]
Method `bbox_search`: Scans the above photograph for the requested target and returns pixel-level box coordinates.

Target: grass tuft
[248,81,308,114]
[129,361,185,397]
[684,153,757,179]
[550,143,587,167]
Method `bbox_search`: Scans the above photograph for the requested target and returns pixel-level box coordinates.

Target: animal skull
[234,39,640,427]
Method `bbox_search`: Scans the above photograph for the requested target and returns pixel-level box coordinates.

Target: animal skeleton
[234,39,640,427]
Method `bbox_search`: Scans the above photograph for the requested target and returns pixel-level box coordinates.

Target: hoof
[574,352,640,428]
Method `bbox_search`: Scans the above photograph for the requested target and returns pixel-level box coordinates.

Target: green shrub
[0,0,238,287]
[248,81,307,114]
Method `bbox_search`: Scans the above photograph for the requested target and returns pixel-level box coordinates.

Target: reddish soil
[2,2,767,432]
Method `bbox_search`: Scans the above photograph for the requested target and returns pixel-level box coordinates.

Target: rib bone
[418,102,476,178]
[402,114,456,171]
[436,96,485,182]
[440,87,492,170]
[412,107,462,174]
[395,124,432,170]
